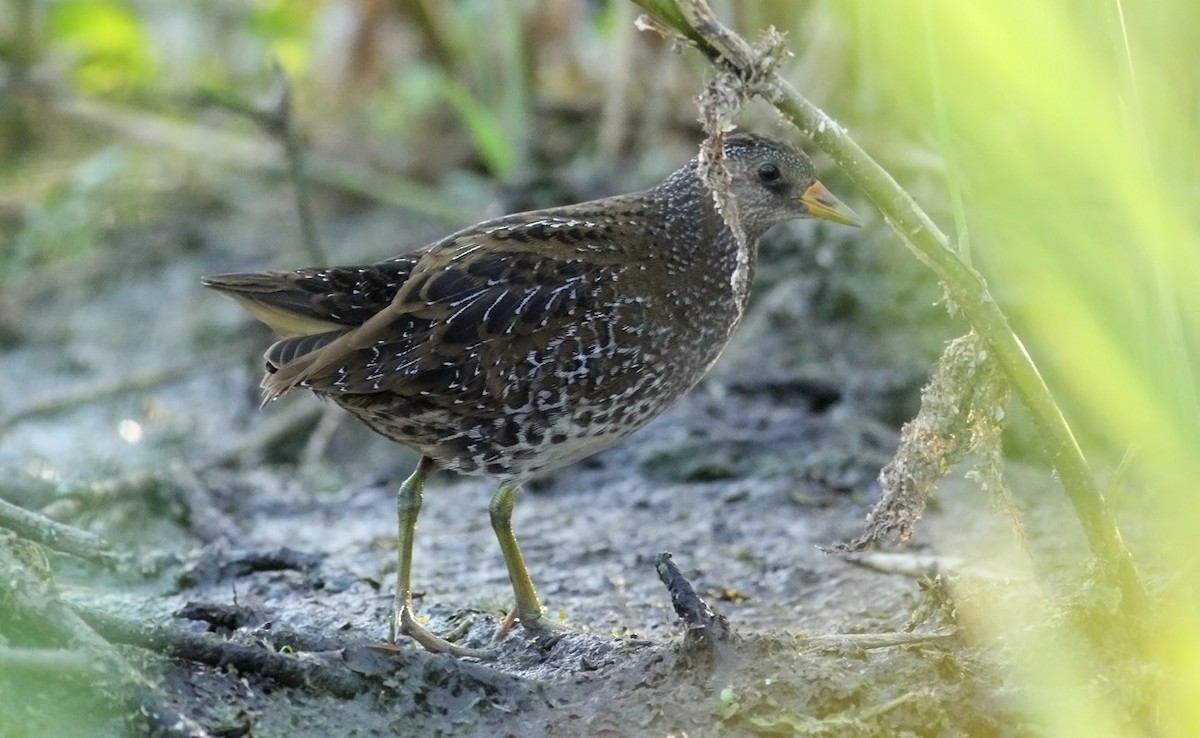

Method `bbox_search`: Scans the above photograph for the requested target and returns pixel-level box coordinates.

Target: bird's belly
[336,374,687,482]
[443,415,635,479]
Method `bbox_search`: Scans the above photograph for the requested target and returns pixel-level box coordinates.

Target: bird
[202,132,861,658]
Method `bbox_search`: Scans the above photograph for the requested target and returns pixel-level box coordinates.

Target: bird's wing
[260,233,625,403]
[201,255,422,337]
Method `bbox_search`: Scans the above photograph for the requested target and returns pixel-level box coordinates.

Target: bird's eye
[757,162,782,184]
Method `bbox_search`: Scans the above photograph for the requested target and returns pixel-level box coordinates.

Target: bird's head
[718,133,862,240]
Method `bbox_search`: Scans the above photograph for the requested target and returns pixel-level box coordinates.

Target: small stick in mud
[655,552,732,648]
[0,495,124,568]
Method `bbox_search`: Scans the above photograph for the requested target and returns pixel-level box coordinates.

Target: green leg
[489,483,563,637]
[388,456,433,642]
[390,456,491,659]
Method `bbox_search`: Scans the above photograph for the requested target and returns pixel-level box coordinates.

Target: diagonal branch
[631,0,1145,616]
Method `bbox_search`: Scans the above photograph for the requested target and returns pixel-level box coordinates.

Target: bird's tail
[201,272,344,338]
[259,330,345,405]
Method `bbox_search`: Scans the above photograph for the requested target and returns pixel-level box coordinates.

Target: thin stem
[271,60,326,267]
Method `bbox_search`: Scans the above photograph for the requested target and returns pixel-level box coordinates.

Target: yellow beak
[801,181,863,227]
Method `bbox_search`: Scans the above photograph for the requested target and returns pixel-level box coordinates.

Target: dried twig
[74,603,372,700]
[655,552,732,650]
[72,600,533,706]
[800,626,958,652]
[270,61,324,266]
[0,496,123,568]
[197,61,326,266]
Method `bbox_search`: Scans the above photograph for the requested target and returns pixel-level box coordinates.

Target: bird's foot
[392,605,495,660]
[494,606,573,643]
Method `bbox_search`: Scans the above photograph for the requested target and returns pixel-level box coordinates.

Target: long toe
[493,605,574,643]
[395,606,496,660]
[522,611,573,634]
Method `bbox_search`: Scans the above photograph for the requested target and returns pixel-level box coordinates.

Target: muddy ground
[0,168,1092,737]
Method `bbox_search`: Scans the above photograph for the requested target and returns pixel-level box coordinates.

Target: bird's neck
[654,164,760,316]
[635,165,760,382]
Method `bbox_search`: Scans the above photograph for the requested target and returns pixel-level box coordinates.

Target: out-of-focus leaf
[247,0,317,75]
[440,75,515,176]
[2,147,127,281]
[47,0,154,93]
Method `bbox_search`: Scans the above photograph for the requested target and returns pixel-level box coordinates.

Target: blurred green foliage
[246,0,318,75]
[361,49,520,178]
[2,147,125,278]
[47,0,154,93]
[824,2,1200,736]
